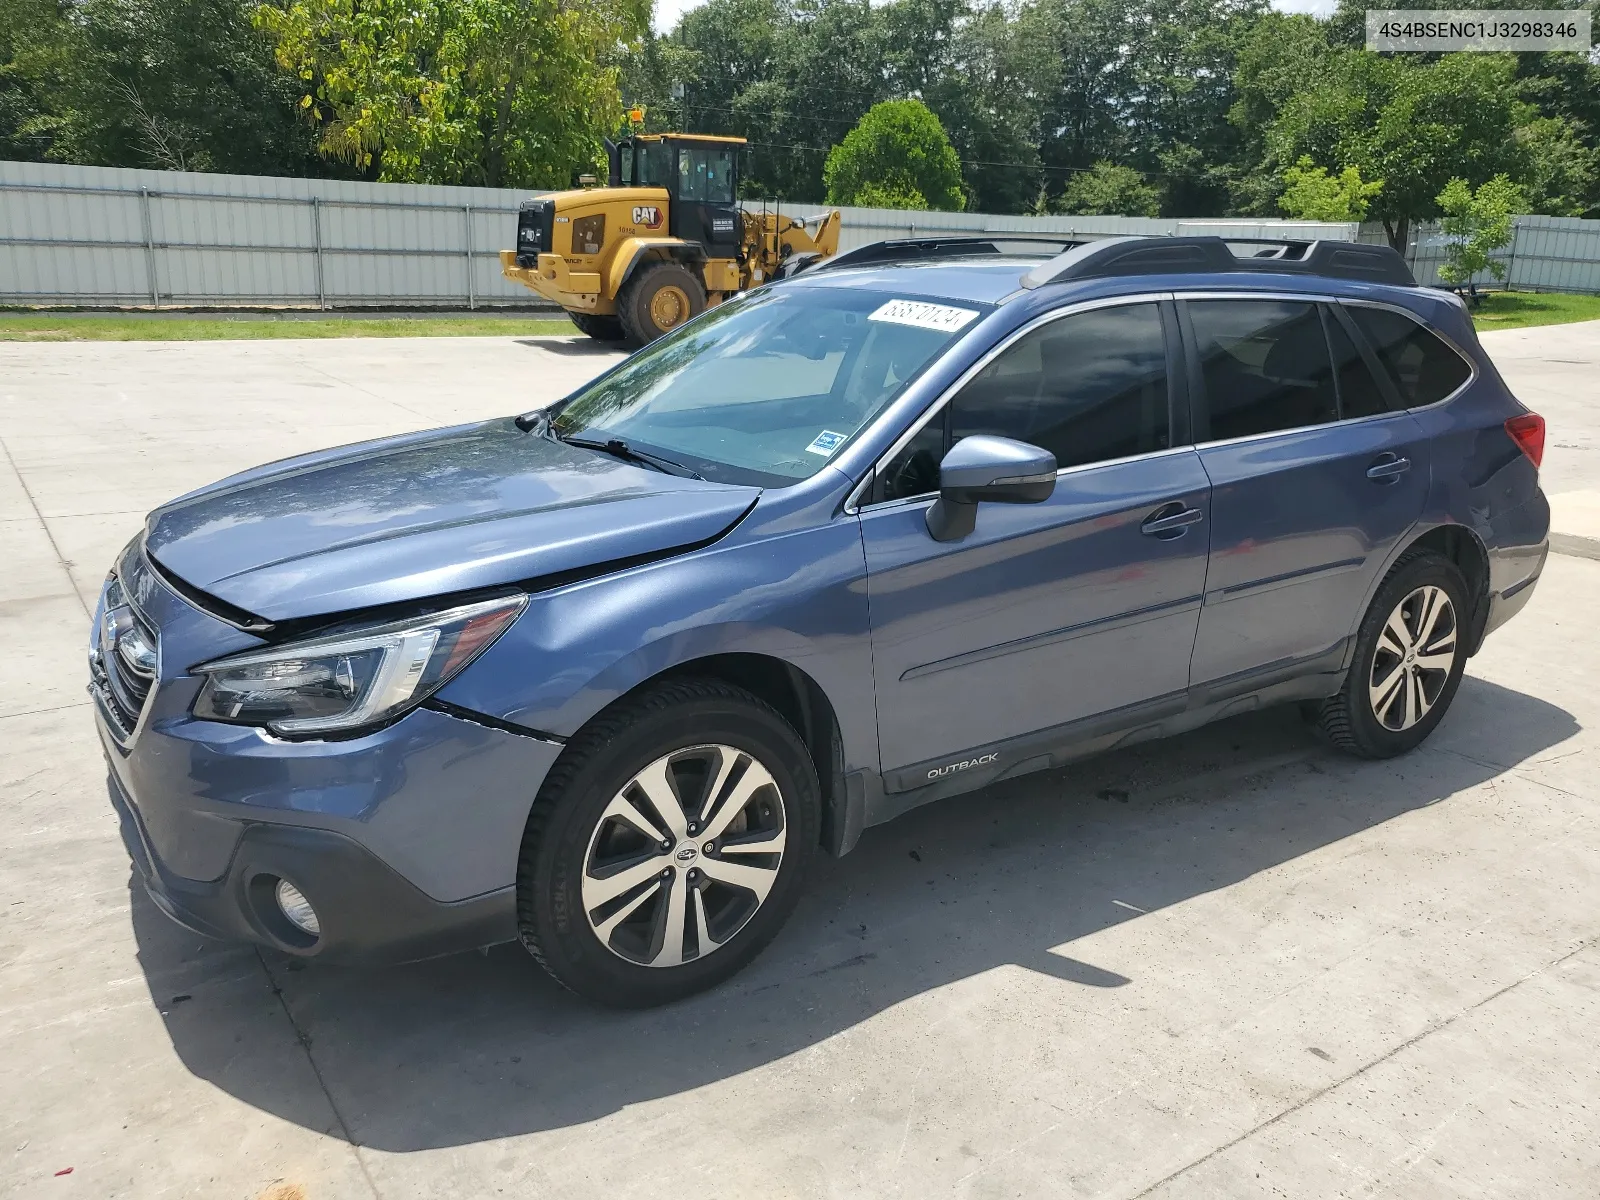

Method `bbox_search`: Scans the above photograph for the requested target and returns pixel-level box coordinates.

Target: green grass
[0,313,578,341]
[1470,291,1600,331]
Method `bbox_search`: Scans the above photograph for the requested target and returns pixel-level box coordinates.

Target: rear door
[860,299,1212,784]
[1183,295,1432,689]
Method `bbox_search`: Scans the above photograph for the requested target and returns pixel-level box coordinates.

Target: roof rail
[1019,235,1415,289]
[814,234,1091,273]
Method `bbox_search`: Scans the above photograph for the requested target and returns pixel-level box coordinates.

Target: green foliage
[4,0,1598,223]
[852,180,930,209]
[1268,51,1527,250]
[1515,116,1598,218]
[1057,162,1160,216]
[824,98,965,211]
[1277,156,1381,222]
[257,0,648,186]
[1436,174,1524,285]
[2,0,318,171]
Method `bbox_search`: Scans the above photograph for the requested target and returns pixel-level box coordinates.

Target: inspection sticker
[806,430,848,457]
[868,299,980,333]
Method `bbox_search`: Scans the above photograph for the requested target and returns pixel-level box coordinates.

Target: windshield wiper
[558,434,704,480]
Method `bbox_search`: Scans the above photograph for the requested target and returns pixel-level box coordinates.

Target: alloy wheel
[1368,584,1458,731]
[580,744,787,967]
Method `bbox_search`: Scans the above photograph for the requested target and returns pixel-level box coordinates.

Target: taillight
[1505,412,1545,469]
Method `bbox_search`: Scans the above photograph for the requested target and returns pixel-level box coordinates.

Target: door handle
[1141,503,1204,538]
[1366,454,1412,482]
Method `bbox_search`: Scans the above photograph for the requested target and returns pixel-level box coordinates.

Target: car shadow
[129,675,1578,1151]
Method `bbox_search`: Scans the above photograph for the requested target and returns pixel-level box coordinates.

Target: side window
[950,303,1170,470]
[1189,300,1337,440]
[1347,306,1472,407]
[879,413,946,502]
[1325,307,1390,420]
[678,148,736,204]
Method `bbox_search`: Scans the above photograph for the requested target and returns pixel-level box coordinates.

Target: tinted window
[1189,300,1338,440]
[1326,309,1390,420]
[1348,306,1472,406]
[949,303,1169,470]
[633,142,673,188]
[679,147,736,203]
[879,413,946,501]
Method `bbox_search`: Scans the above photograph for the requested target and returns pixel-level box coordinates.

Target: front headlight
[193,595,526,735]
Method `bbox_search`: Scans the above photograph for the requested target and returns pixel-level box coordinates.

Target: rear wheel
[516,678,819,1006]
[568,312,627,342]
[1317,550,1469,758]
[616,261,706,345]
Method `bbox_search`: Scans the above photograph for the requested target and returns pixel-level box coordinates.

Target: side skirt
[860,643,1349,832]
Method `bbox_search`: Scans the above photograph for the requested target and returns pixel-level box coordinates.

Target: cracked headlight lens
[193,595,525,735]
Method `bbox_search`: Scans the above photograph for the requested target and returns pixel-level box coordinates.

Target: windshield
[553,286,988,487]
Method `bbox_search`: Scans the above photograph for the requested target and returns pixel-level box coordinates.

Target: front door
[861,300,1212,786]
[669,143,742,258]
[1181,297,1432,688]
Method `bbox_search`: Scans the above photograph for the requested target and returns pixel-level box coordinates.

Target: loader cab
[611,134,744,258]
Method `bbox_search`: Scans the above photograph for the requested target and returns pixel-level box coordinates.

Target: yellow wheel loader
[499,134,842,345]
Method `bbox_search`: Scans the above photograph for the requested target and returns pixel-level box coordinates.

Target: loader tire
[617,262,705,345]
[568,312,628,342]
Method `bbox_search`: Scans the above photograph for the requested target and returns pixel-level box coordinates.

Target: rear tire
[616,261,706,345]
[1316,550,1469,759]
[568,312,627,342]
[516,678,819,1007]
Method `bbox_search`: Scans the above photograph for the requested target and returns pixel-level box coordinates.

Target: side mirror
[926,435,1057,542]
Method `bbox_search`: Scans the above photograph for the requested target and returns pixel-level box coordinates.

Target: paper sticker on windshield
[868,299,979,333]
[806,430,848,457]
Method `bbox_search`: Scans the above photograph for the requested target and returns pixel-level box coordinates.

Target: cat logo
[631,206,663,229]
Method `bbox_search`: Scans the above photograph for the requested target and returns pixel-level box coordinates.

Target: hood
[145,419,759,622]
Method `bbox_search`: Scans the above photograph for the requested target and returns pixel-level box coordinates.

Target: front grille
[91,578,158,744]
[516,199,555,267]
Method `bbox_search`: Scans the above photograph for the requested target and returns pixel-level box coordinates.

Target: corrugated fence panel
[35,158,1600,310]
[1358,215,1600,295]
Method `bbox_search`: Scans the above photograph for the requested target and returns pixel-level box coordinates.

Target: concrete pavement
[2,325,1598,1199]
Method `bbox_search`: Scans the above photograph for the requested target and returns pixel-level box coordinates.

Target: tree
[1269,51,1527,252]
[852,180,930,209]
[1515,116,1598,218]
[824,98,965,210]
[1058,162,1160,216]
[1277,156,1382,222]
[1436,174,1524,287]
[258,0,648,186]
[3,0,320,173]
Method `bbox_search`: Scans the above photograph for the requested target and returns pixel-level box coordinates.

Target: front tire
[1317,550,1469,758]
[516,679,819,1007]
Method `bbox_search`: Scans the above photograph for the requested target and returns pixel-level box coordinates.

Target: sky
[651,0,1337,33]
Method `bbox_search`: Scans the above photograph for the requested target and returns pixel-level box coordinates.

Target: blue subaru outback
[94,235,1549,1005]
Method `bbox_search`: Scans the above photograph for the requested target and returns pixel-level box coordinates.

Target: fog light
[275,879,320,936]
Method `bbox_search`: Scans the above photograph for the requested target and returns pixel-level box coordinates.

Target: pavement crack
[1127,935,1596,1199]
[256,948,383,1200]
[0,434,91,620]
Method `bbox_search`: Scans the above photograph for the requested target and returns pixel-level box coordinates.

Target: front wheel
[1317,550,1469,758]
[516,679,819,1006]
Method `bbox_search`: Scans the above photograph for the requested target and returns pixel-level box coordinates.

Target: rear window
[1347,306,1472,407]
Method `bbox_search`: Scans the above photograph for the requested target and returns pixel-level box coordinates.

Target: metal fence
[1359,215,1600,295]
[3,158,1366,309]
